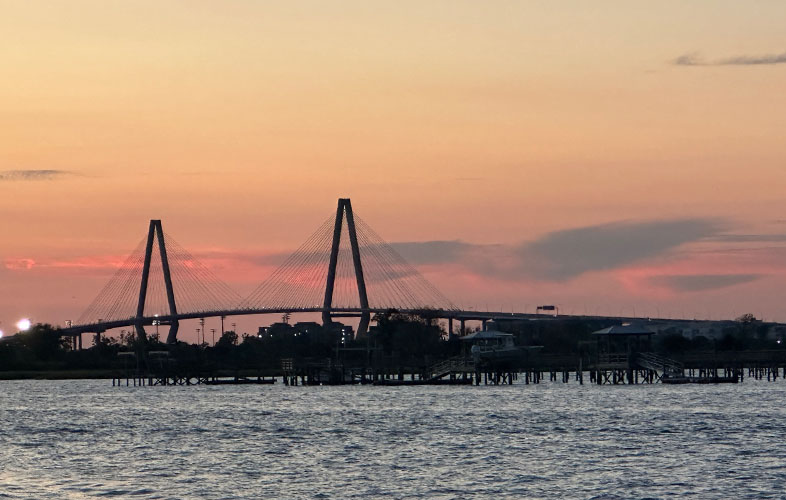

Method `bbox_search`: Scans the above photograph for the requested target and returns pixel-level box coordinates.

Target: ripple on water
[1,380,786,499]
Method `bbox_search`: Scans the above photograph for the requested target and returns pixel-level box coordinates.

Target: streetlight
[199,318,205,344]
[196,328,201,345]
[16,318,31,331]
[210,328,216,346]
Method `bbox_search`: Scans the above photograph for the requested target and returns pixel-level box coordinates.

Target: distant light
[16,318,31,331]
[0,330,4,338]
[778,339,782,345]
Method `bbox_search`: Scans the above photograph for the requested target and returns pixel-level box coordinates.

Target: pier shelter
[593,323,653,353]
[592,323,655,384]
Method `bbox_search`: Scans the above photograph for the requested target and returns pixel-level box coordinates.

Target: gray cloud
[674,51,786,66]
[709,234,786,243]
[674,52,705,66]
[384,219,725,282]
[389,240,473,265]
[650,274,762,292]
[0,169,71,181]
[519,218,724,281]
[720,52,786,65]
[203,218,733,285]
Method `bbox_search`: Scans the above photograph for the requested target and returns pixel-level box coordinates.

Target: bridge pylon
[135,220,179,343]
[323,198,371,336]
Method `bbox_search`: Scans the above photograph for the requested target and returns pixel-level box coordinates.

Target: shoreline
[0,370,117,380]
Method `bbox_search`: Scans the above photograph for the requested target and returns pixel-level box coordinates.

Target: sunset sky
[2,1,785,341]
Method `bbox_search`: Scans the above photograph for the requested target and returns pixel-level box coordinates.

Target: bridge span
[59,198,671,345]
[65,198,543,343]
[63,307,571,336]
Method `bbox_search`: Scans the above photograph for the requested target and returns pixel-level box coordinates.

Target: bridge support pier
[135,220,180,343]
[322,199,371,338]
[135,322,147,342]
[358,311,370,338]
[168,320,180,344]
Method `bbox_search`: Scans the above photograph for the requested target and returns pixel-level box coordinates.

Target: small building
[593,323,654,362]
[294,322,321,335]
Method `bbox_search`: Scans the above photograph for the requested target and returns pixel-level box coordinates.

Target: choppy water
[1,379,786,499]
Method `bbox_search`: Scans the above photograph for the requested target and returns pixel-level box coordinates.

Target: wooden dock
[109,349,786,387]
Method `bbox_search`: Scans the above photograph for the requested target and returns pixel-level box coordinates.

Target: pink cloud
[4,258,36,270]
[613,245,786,297]
[4,255,128,274]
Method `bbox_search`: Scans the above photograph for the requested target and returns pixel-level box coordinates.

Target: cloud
[18,217,747,294]
[389,240,473,265]
[194,249,287,267]
[371,219,727,283]
[4,258,36,270]
[519,218,724,281]
[674,52,706,66]
[674,51,786,66]
[650,274,762,292]
[206,241,477,269]
[0,169,71,181]
[709,234,786,243]
[720,52,786,65]
[3,255,130,274]
[247,219,729,284]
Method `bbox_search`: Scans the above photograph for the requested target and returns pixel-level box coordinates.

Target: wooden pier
[109,348,786,388]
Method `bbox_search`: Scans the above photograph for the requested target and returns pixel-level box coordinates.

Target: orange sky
[1,1,785,340]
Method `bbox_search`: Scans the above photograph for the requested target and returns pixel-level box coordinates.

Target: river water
[1,379,785,499]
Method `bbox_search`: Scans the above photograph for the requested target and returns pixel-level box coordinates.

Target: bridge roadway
[61,307,670,337]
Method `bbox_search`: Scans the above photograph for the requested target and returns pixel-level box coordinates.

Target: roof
[592,323,654,336]
[460,330,514,341]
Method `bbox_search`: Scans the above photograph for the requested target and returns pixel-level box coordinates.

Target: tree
[659,333,691,353]
[17,323,64,361]
[372,311,444,357]
[216,330,238,349]
[735,313,757,324]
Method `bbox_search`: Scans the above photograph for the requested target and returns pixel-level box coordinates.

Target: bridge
[64,198,549,344]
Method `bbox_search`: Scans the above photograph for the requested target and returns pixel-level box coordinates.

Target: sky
[1,1,785,341]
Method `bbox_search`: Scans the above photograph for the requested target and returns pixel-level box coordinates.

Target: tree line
[0,312,782,374]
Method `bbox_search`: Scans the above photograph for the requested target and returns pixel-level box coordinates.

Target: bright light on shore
[0,330,4,338]
[16,318,31,331]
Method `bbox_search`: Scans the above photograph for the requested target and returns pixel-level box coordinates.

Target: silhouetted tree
[372,311,444,357]
[17,324,63,361]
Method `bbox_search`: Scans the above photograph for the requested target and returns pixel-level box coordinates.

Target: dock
[108,347,786,388]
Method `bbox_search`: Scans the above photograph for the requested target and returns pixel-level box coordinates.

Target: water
[1,380,786,499]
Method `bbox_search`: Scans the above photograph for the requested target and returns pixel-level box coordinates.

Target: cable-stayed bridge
[66,198,533,343]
